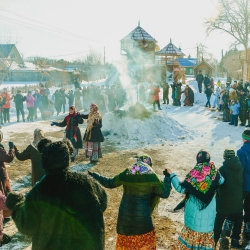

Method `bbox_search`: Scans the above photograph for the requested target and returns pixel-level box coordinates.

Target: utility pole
[196,45,199,63]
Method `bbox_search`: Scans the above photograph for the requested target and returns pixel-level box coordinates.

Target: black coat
[13,94,26,108]
[196,73,204,83]
[216,156,243,214]
[81,114,104,142]
[91,172,171,236]
[56,114,84,148]
[11,171,107,250]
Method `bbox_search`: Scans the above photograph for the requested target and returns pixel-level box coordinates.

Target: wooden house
[194,60,213,77]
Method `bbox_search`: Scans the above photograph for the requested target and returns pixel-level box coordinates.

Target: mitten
[51,122,57,126]
[8,142,14,149]
[6,192,24,210]
[70,137,77,144]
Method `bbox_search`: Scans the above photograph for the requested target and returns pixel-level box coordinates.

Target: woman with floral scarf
[51,106,83,162]
[80,103,104,163]
[89,154,172,250]
[166,150,224,250]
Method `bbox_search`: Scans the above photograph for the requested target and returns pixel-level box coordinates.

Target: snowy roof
[120,22,157,43]
[0,44,15,57]
[157,39,185,56]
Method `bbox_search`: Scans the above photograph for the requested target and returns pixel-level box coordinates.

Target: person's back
[6,139,107,250]
[21,171,106,250]
[216,155,243,214]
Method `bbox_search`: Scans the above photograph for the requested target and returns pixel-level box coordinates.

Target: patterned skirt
[85,142,102,161]
[172,226,215,250]
[116,230,156,250]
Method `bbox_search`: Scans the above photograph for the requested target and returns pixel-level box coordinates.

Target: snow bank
[102,110,193,147]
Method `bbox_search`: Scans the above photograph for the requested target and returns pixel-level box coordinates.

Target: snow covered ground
[0,79,248,249]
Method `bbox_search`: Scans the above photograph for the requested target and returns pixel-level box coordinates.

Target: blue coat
[171,173,224,233]
[237,141,250,192]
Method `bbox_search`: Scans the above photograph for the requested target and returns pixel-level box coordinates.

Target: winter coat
[56,114,84,148]
[204,77,210,88]
[60,90,66,105]
[188,87,194,104]
[11,171,107,250]
[205,88,213,97]
[171,173,224,233]
[2,92,12,109]
[13,94,26,108]
[91,172,171,236]
[175,86,182,100]
[33,93,43,108]
[0,145,14,196]
[228,103,240,115]
[216,156,243,214]
[26,95,36,108]
[15,144,45,186]
[237,141,250,192]
[81,114,104,142]
[66,93,74,107]
[153,87,160,101]
[196,73,204,83]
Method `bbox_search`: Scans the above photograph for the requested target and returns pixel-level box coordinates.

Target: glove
[70,137,77,144]
[6,192,24,210]
[51,122,57,126]
[8,142,14,149]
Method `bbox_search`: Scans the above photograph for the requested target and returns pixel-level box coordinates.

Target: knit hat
[242,130,250,141]
[223,149,235,159]
[28,90,32,94]
[0,130,3,142]
[17,90,21,93]
[196,150,210,164]
[37,139,74,173]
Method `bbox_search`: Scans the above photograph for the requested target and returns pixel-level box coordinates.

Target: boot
[222,219,234,237]
[244,222,250,240]
[219,237,229,250]
[230,239,242,249]
[0,234,11,246]
[246,121,250,127]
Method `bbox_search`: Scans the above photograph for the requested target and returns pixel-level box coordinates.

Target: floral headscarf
[178,151,220,210]
[136,154,152,166]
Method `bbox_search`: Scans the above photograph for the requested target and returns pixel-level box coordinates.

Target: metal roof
[0,44,15,58]
[120,22,157,43]
[157,39,185,56]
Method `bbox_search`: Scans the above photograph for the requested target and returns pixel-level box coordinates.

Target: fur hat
[223,149,235,159]
[37,138,74,173]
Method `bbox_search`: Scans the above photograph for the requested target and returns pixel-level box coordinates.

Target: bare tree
[205,0,250,50]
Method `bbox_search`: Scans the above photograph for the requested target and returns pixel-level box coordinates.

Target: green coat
[15,144,45,186]
[216,156,243,214]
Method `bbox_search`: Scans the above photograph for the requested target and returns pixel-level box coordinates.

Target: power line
[0,10,103,44]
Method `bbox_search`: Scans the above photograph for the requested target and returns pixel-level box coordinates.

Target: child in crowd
[214,149,243,249]
[212,86,220,109]
[228,100,240,126]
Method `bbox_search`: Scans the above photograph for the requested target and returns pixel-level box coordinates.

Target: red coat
[153,87,160,101]
[2,92,12,109]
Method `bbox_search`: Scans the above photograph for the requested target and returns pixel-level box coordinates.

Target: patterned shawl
[180,161,220,210]
[86,103,102,140]
[115,159,166,213]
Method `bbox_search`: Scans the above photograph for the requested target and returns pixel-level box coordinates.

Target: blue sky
[0,0,234,62]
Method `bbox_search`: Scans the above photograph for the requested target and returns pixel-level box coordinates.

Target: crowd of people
[0,128,248,249]
[0,77,249,249]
